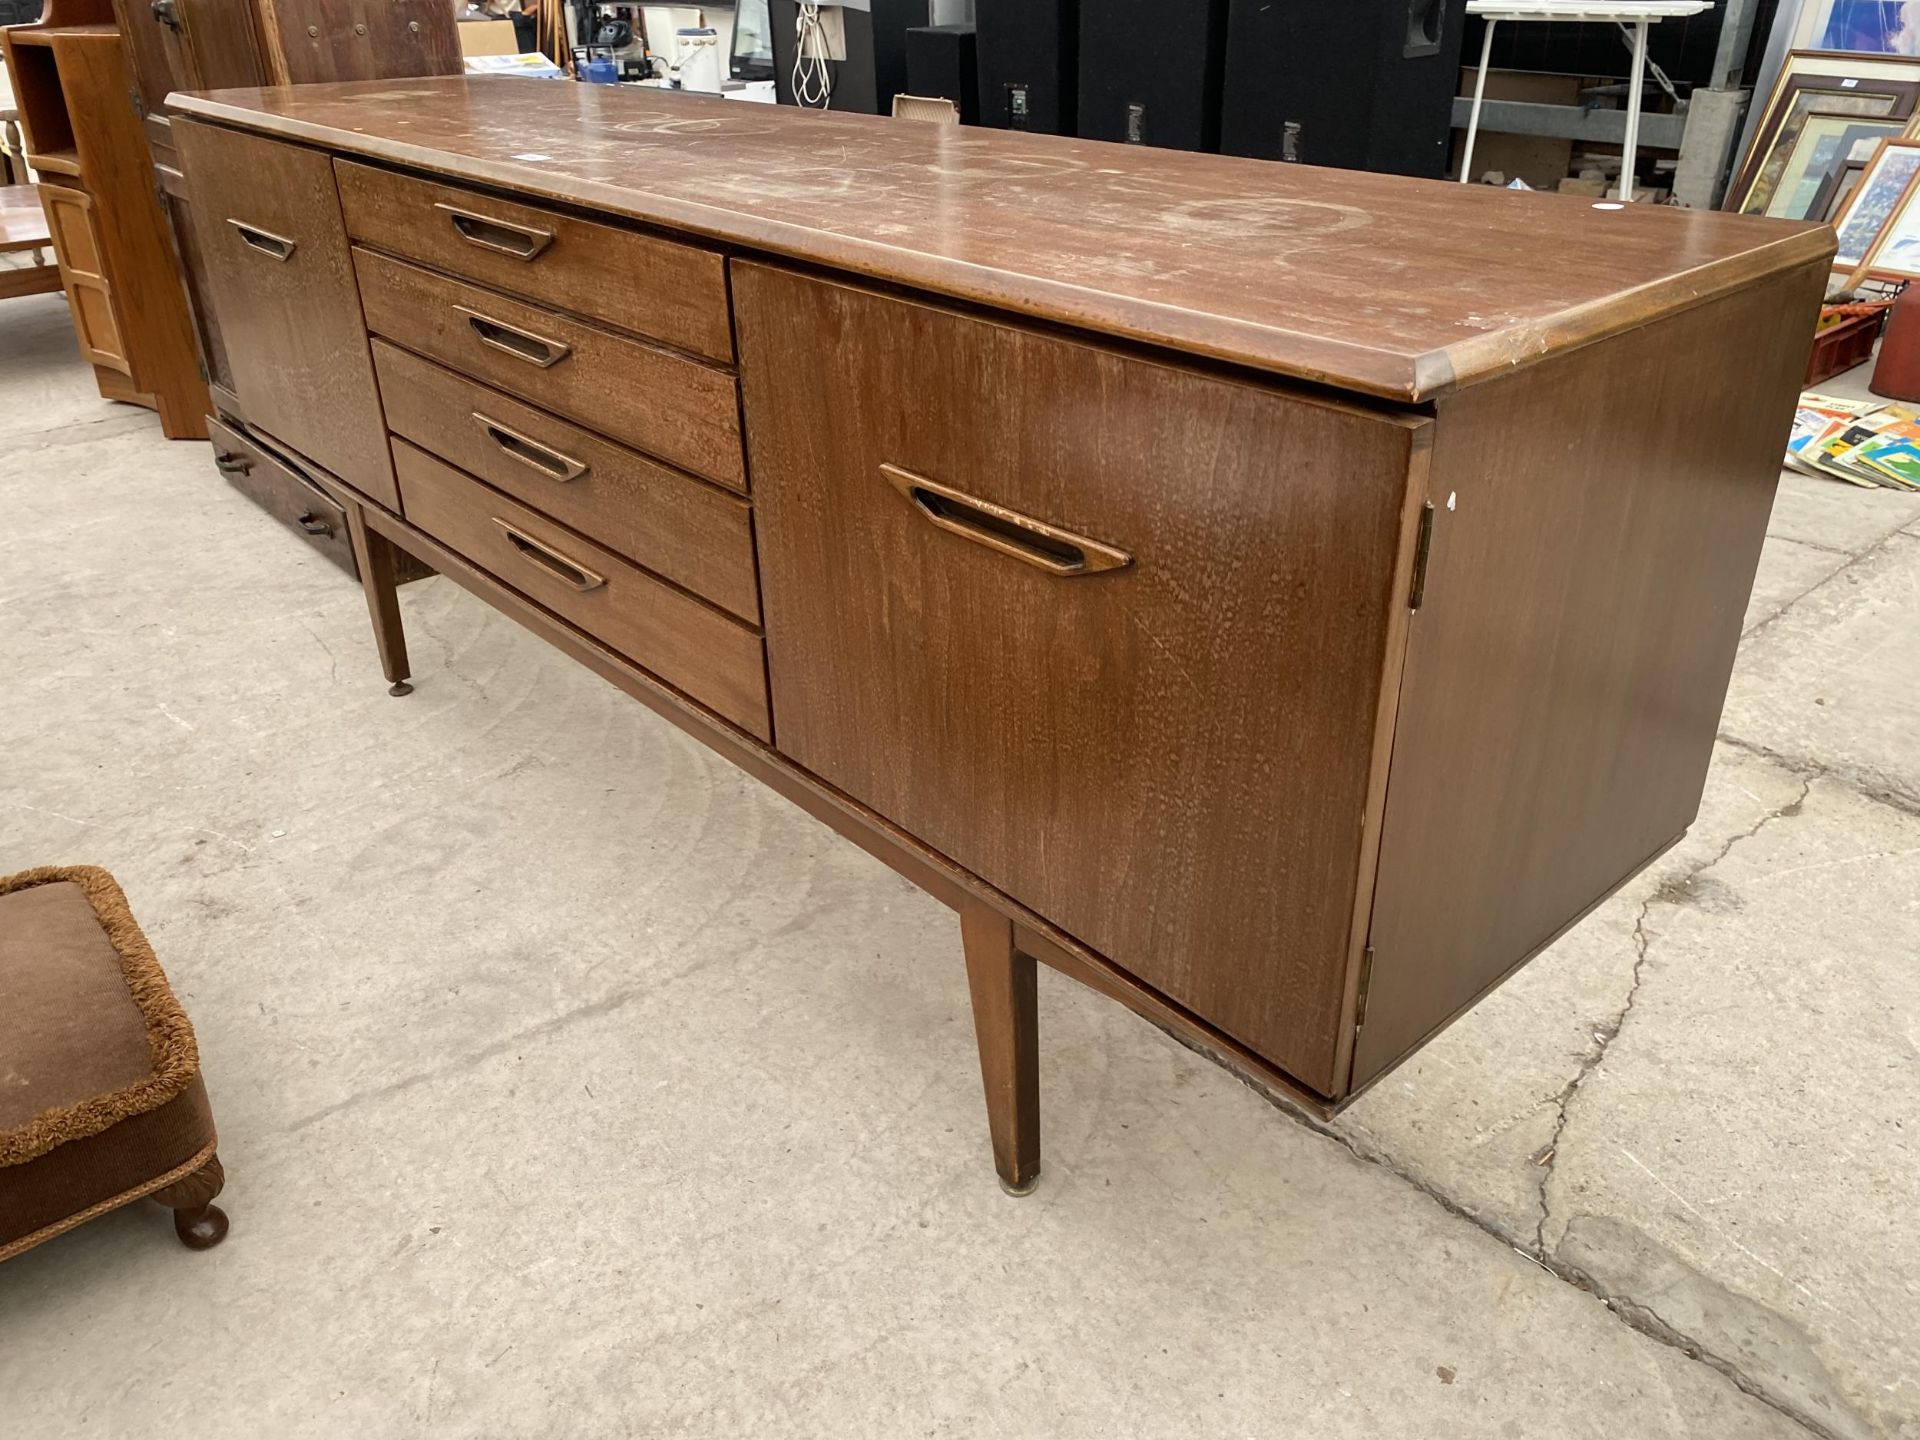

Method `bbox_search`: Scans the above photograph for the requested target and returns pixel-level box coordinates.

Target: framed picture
[1768,111,1906,217]
[1730,51,1920,213]
[1860,189,1920,278]
[1833,136,1920,273]
[1797,0,1920,55]
[1813,155,1872,220]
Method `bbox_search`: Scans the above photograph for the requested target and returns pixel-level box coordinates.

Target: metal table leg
[1460,18,1498,184]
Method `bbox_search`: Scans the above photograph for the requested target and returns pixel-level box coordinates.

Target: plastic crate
[1805,308,1884,388]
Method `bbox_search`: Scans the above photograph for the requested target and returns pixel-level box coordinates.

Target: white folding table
[1460,0,1713,202]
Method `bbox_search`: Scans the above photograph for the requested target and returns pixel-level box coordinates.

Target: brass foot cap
[998,1174,1040,1198]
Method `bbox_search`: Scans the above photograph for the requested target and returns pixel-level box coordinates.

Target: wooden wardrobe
[1,0,206,436]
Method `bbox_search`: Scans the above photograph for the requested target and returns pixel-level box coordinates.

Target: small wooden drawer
[373,341,759,621]
[336,160,733,364]
[355,248,746,490]
[207,415,355,577]
[393,439,770,739]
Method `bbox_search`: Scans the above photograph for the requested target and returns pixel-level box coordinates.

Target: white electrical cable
[793,0,834,108]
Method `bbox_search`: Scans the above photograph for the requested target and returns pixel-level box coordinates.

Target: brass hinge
[129,87,145,119]
[1354,944,1376,1033]
[1408,500,1435,611]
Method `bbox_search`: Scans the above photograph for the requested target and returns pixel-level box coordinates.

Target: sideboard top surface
[170,76,1831,402]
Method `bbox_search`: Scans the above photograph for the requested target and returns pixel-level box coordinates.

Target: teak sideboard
[168,78,1831,1193]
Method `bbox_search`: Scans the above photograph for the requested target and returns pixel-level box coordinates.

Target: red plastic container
[1807,308,1884,388]
[1871,286,1920,400]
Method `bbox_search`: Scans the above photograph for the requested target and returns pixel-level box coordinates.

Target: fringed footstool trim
[0,865,201,1168]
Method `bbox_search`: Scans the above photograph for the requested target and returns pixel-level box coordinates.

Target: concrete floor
[1,288,1915,1439]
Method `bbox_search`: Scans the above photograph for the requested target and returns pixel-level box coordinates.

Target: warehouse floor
[1,288,1916,1440]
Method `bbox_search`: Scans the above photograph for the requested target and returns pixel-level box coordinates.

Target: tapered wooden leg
[148,1153,229,1250]
[345,505,413,696]
[960,895,1040,1195]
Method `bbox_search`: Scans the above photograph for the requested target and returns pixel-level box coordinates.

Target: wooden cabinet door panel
[152,156,233,394]
[257,0,459,84]
[735,262,1429,1094]
[173,119,396,507]
[38,182,130,375]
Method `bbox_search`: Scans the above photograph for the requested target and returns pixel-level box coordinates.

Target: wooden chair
[0,184,61,299]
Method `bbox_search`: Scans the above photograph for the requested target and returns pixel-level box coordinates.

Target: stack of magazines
[1786,392,1920,490]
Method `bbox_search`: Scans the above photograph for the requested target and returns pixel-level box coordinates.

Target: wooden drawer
[394,440,769,739]
[207,415,356,577]
[173,120,397,508]
[335,160,733,364]
[355,249,745,489]
[736,264,1431,1096]
[372,341,759,622]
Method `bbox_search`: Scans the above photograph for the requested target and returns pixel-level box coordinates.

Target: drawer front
[373,341,759,621]
[207,415,356,577]
[394,440,769,739]
[336,160,733,363]
[173,120,398,509]
[736,264,1428,1093]
[356,249,745,489]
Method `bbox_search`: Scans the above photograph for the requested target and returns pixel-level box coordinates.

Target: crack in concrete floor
[1530,776,1814,1256]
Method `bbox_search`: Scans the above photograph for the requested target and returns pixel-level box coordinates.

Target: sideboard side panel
[1353,260,1829,1091]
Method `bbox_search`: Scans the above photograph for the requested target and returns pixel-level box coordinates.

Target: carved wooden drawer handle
[457,306,572,368]
[881,464,1132,577]
[227,219,296,260]
[436,202,555,261]
[494,519,605,592]
[472,411,589,482]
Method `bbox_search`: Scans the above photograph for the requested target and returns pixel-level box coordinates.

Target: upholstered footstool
[1,865,228,1260]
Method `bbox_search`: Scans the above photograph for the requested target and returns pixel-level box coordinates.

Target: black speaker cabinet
[976,0,1076,134]
[770,0,928,115]
[1078,0,1230,152]
[1220,0,1471,178]
[905,23,978,123]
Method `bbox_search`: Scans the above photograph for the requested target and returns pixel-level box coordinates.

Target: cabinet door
[151,155,233,395]
[736,264,1430,1095]
[38,182,131,376]
[173,119,396,508]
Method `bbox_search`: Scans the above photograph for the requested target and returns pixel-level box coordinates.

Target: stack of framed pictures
[1729,50,1920,219]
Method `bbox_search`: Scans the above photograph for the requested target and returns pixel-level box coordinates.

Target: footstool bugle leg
[148,1152,228,1251]
[345,504,414,697]
[960,896,1040,1196]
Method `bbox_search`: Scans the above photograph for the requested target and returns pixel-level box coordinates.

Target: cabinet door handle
[457,306,571,369]
[435,202,555,260]
[472,411,589,482]
[213,451,253,476]
[880,464,1132,577]
[494,520,605,592]
[296,511,333,536]
[227,219,296,260]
